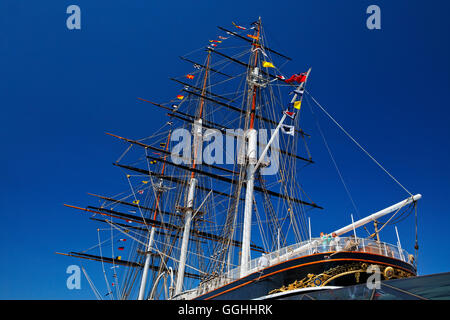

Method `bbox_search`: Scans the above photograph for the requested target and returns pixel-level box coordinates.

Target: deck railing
[177,236,413,300]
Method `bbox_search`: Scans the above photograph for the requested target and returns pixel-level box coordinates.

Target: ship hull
[193,251,416,300]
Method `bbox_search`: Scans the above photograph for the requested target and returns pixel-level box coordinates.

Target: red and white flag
[284,73,307,84]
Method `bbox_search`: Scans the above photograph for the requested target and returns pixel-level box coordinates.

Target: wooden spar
[89,217,208,244]
[146,149,239,176]
[175,49,211,295]
[241,21,262,277]
[55,252,202,280]
[169,78,234,102]
[167,111,220,130]
[87,205,203,221]
[105,132,172,156]
[107,130,191,163]
[184,89,310,137]
[136,97,313,162]
[107,130,237,192]
[179,56,231,78]
[106,130,245,175]
[217,26,292,61]
[183,88,243,114]
[152,129,172,221]
[332,194,422,237]
[253,68,312,173]
[146,155,238,184]
[137,98,173,111]
[142,128,175,301]
[143,156,321,209]
[209,49,278,80]
[64,203,265,252]
[64,204,177,230]
[138,98,209,127]
[139,119,162,297]
[107,131,235,182]
[248,21,261,130]
[89,217,149,231]
[86,193,206,219]
[56,251,143,268]
[117,161,322,209]
[112,162,237,200]
[210,48,248,67]
[193,50,211,161]
[163,99,312,158]
[166,111,313,163]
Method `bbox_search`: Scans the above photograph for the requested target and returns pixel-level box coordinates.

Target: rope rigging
[306,90,414,197]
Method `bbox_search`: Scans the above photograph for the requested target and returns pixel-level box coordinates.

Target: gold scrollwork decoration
[269,262,414,295]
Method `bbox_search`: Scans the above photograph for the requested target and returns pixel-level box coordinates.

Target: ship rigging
[58,18,421,300]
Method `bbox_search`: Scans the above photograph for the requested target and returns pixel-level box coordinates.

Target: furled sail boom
[90,217,207,244]
[169,78,234,102]
[65,203,266,253]
[64,204,174,229]
[87,207,260,249]
[106,132,169,155]
[127,158,322,209]
[87,192,165,213]
[106,131,242,176]
[137,98,173,111]
[208,49,279,82]
[56,251,143,267]
[164,110,313,163]
[179,56,232,78]
[137,98,313,163]
[56,252,202,280]
[87,205,201,222]
[217,26,292,61]
[86,193,208,220]
[111,162,239,200]
[183,89,310,137]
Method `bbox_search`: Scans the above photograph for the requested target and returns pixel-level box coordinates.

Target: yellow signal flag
[262,61,275,68]
[117,256,122,260]
[142,181,149,184]
[126,174,131,179]
[132,200,140,205]
[294,100,302,110]
[247,34,259,41]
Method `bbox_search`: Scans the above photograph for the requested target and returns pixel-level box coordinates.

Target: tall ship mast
[58,18,421,300]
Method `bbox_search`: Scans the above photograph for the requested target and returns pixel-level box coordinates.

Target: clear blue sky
[1,0,449,299]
